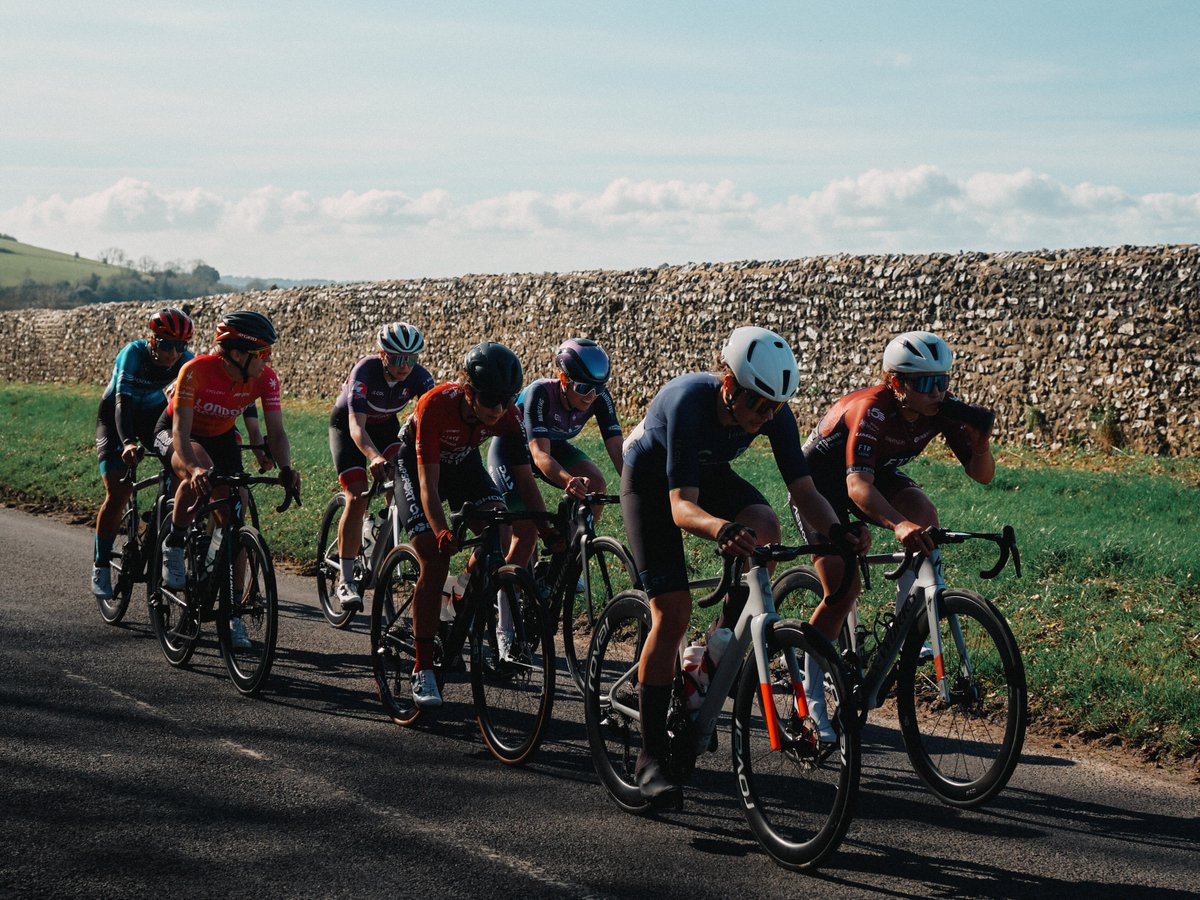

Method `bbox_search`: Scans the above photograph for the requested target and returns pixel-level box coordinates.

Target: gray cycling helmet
[883,331,953,374]
[378,322,424,355]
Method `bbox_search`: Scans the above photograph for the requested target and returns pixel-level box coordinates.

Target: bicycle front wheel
[472,566,556,765]
[584,591,653,813]
[98,502,139,625]
[732,620,860,871]
[370,545,423,726]
[563,536,639,695]
[895,589,1027,808]
[148,499,200,667]
[314,493,357,628]
[217,527,279,696]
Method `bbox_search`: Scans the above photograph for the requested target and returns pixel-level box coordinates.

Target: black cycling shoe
[637,758,683,811]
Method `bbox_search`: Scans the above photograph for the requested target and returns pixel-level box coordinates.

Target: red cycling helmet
[149,307,193,342]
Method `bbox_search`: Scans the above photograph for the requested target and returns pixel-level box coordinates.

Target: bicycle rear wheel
[472,566,555,764]
[732,621,860,871]
[98,502,139,625]
[217,527,279,696]
[370,545,424,726]
[315,493,357,628]
[148,499,201,667]
[584,591,653,813]
[563,536,639,695]
[895,589,1027,808]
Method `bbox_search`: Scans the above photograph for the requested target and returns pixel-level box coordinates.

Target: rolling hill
[0,237,132,289]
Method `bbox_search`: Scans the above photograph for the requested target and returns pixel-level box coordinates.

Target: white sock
[339,557,355,584]
[496,587,515,634]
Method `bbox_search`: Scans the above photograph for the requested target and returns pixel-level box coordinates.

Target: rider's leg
[95,469,134,561]
[636,589,690,805]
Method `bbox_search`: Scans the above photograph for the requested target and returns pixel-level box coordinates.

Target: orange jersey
[169,354,281,438]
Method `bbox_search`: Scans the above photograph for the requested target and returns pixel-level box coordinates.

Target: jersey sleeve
[664,398,702,490]
[764,407,810,484]
[256,366,282,413]
[173,359,199,412]
[522,382,551,440]
[593,389,623,440]
[843,396,885,477]
[940,418,977,467]
[345,357,374,415]
[111,344,142,398]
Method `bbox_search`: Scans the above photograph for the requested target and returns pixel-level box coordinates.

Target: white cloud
[2,167,1197,279]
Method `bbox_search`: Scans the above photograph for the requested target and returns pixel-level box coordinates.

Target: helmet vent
[780,369,791,395]
[745,340,758,361]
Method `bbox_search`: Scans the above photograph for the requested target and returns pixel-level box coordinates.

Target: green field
[1,380,1197,762]
[0,237,130,289]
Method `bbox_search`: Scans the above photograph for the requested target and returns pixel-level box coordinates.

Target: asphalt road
[2,506,1197,899]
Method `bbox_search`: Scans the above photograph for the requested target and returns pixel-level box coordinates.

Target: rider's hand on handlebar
[896,520,935,554]
[368,455,389,481]
[716,521,757,558]
[189,466,212,494]
[436,528,459,556]
[253,447,276,473]
[832,522,872,554]
[120,442,141,467]
[564,475,590,500]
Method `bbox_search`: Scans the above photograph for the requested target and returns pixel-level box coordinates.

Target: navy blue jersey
[330,355,435,427]
[623,373,809,489]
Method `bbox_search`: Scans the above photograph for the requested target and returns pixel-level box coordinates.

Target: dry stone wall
[2,244,1197,455]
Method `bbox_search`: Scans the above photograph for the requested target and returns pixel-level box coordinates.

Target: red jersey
[169,354,282,438]
[402,382,525,466]
[803,385,975,486]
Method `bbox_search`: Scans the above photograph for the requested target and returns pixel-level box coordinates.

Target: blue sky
[2,1,1197,280]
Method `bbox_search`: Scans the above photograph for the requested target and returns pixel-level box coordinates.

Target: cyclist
[486,337,624,569]
[394,341,561,709]
[328,322,434,614]
[154,311,301,647]
[92,308,194,600]
[620,326,869,808]
[796,330,995,738]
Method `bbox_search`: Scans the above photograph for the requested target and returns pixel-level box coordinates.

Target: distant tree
[98,247,129,267]
[135,255,158,274]
[192,262,220,285]
[0,233,15,241]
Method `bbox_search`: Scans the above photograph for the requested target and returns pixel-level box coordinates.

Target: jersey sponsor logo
[352,380,368,397]
[855,441,874,457]
[868,407,885,421]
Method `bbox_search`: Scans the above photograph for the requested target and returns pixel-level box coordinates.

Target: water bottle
[204,527,223,577]
[681,644,711,712]
[441,572,468,622]
[361,511,380,559]
[706,626,733,669]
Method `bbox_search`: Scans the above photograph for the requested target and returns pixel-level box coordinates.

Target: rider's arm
[417,461,450,536]
[171,406,207,478]
[668,486,757,556]
[789,476,870,552]
[960,426,996,485]
[528,436,589,496]
[512,462,550,513]
[349,410,387,478]
[603,434,625,476]
[846,471,931,552]
[261,407,293,469]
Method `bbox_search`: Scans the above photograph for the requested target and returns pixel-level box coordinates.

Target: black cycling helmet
[463,342,523,400]
[215,310,278,351]
[555,338,611,386]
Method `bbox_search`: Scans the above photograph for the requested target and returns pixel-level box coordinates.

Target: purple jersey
[519,378,622,443]
[330,355,434,427]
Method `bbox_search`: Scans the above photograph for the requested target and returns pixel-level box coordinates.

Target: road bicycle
[96,451,161,625]
[370,501,557,764]
[315,461,402,628]
[772,525,1027,807]
[585,541,860,871]
[528,492,639,693]
[147,465,299,695]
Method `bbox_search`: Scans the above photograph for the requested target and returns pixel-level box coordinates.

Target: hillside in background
[0,236,130,289]
[0,235,229,310]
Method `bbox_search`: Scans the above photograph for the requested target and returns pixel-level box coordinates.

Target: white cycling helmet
[720,326,800,402]
[378,322,424,355]
[883,331,952,374]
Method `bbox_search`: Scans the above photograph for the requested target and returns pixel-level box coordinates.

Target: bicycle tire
[315,493,356,629]
[216,526,279,696]
[97,502,138,625]
[732,620,860,871]
[563,536,639,695]
[370,544,424,726]
[584,590,653,813]
[472,565,556,765]
[771,566,864,724]
[147,498,201,667]
[895,589,1027,808]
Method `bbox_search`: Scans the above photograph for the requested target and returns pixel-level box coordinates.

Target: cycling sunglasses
[250,346,272,361]
[741,391,785,416]
[153,338,188,353]
[570,380,599,397]
[384,352,419,368]
[475,390,515,409]
[905,373,950,394]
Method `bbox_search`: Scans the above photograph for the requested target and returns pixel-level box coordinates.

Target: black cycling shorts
[621,462,768,598]
[394,443,503,537]
[153,410,244,476]
[793,465,921,542]
[328,417,401,489]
